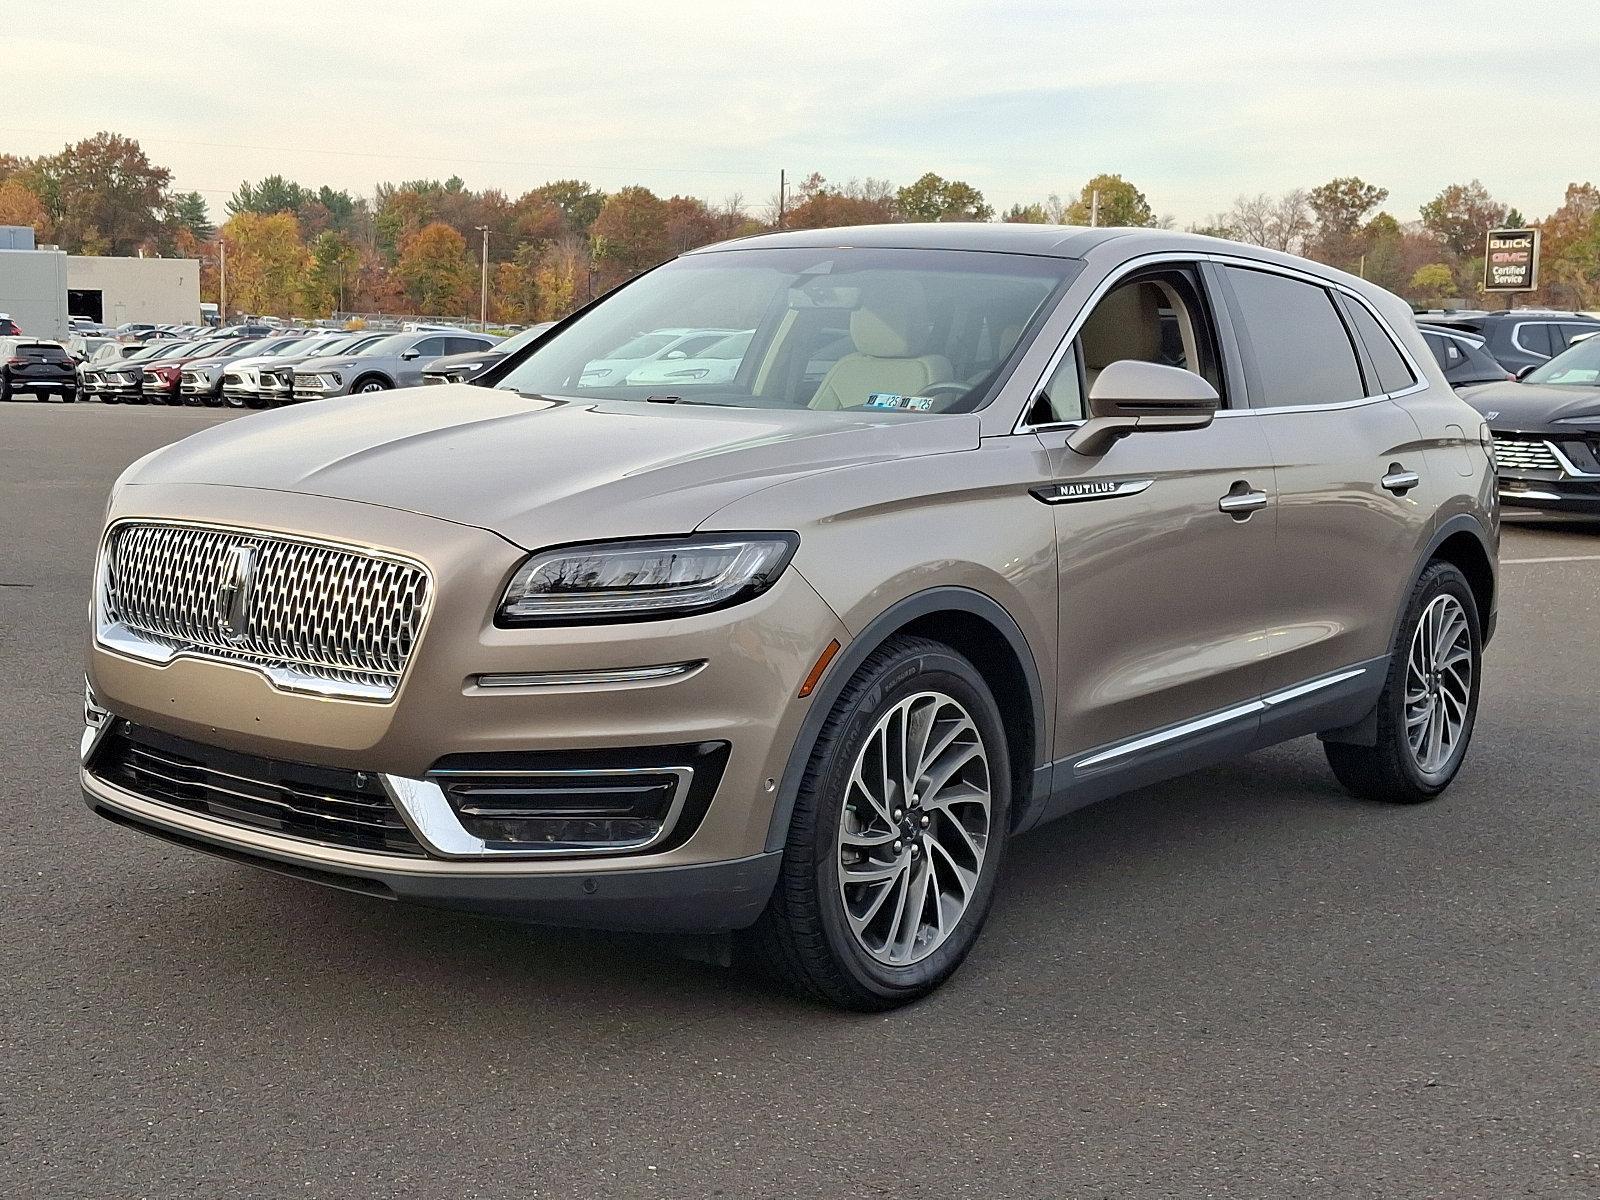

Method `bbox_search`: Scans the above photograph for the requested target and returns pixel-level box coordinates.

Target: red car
[138,339,258,405]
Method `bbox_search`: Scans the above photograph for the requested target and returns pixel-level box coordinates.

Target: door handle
[1381,466,1421,494]
[1218,484,1269,518]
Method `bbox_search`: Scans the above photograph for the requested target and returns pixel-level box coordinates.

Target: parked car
[83,226,1498,1010]
[1417,324,1514,390]
[576,327,743,386]
[250,333,389,407]
[95,340,204,403]
[421,323,555,385]
[0,314,22,336]
[66,334,117,364]
[1422,310,1600,376]
[291,331,498,400]
[0,338,77,401]
[219,333,363,408]
[180,335,313,406]
[78,341,144,400]
[1459,333,1600,513]
[135,340,226,404]
[624,329,756,388]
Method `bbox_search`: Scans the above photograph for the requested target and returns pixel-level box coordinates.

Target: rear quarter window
[1341,300,1416,394]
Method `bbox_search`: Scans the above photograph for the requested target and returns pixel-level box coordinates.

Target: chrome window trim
[1511,321,1560,361]
[1013,250,1430,435]
[384,765,695,859]
[93,517,435,705]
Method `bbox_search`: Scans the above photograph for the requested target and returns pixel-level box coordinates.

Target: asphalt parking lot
[2,403,1596,1199]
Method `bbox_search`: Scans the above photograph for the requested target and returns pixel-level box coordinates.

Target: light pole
[475,225,490,330]
[219,238,228,325]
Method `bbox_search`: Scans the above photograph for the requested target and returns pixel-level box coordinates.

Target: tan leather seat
[809,281,952,410]
[1080,282,1165,392]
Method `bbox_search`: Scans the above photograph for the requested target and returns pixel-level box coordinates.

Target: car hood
[1457,380,1600,431]
[121,384,980,549]
[294,353,373,373]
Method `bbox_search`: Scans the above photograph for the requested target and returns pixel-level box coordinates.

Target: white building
[0,247,69,339]
[67,255,200,328]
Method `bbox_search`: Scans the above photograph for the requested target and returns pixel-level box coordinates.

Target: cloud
[2,0,1595,223]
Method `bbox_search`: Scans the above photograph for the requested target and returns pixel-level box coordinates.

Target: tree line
[2,132,1598,323]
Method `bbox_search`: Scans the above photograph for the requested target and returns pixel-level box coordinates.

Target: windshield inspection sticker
[866,392,935,411]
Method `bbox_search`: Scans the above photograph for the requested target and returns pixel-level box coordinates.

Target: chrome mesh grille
[101,522,430,699]
[1492,436,1562,473]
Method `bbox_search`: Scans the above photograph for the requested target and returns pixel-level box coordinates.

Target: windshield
[494,247,1080,413]
[494,323,554,355]
[1525,336,1600,386]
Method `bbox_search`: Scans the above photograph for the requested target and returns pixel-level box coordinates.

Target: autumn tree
[663,195,722,252]
[396,221,474,314]
[1411,264,1457,304]
[896,173,994,222]
[1004,195,1068,224]
[1224,190,1313,253]
[228,175,309,217]
[301,231,361,316]
[1536,183,1600,308]
[1064,174,1156,227]
[526,180,606,237]
[29,132,171,254]
[222,212,311,317]
[781,174,897,229]
[1307,176,1388,271]
[0,178,53,241]
[590,186,672,282]
[1420,180,1509,260]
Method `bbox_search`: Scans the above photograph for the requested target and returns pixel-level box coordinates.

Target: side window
[1223,267,1364,407]
[1558,323,1599,351]
[412,337,450,357]
[451,337,491,354]
[1031,342,1084,424]
[1342,299,1416,394]
[1513,323,1553,358]
[1071,267,1225,404]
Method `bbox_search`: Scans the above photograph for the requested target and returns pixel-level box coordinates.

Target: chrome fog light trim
[382,765,694,858]
[472,661,706,690]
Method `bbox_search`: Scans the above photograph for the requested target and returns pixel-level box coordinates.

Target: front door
[1032,266,1278,781]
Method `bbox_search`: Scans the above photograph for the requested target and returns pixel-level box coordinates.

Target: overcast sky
[5,1,1596,225]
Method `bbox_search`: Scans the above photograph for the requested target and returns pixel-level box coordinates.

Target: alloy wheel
[1404,593,1472,774]
[836,691,991,966]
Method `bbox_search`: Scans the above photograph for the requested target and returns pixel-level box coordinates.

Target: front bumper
[85,485,847,926]
[1494,433,1600,513]
[83,764,781,929]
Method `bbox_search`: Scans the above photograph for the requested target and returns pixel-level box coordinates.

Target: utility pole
[1090,188,1100,228]
[219,239,228,325]
[778,169,786,230]
[476,225,490,330]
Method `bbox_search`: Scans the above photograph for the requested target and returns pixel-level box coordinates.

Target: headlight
[498,534,798,625]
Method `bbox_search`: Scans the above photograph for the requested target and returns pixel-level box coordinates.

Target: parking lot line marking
[1502,555,1600,565]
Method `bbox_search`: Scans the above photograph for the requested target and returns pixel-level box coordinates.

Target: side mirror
[665,350,688,360]
[1515,364,1536,381]
[1066,360,1219,456]
[400,349,421,360]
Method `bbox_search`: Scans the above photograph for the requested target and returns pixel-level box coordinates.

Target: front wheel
[354,377,390,394]
[1325,561,1481,803]
[743,635,1011,1010]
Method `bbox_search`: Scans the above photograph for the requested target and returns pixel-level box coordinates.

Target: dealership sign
[1484,227,1539,293]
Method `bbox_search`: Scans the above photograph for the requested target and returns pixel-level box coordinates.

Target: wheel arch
[351,372,393,391]
[764,586,1048,853]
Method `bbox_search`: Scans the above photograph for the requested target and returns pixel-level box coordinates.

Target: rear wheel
[59,388,76,403]
[1325,562,1480,804]
[0,376,10,402]
[743,635,1010,1010]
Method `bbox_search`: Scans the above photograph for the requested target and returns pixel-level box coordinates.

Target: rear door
[1216,264,1429,698]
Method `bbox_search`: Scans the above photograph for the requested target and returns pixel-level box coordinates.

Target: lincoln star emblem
[214,544,257,643]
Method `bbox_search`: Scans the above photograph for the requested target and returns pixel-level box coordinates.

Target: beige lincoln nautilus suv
[82,225,1497,1010]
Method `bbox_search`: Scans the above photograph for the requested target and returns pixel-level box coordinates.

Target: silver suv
[82,225,1497,1010]
[292,330,498,399]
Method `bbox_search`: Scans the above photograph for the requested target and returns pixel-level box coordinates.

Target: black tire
[353,375,390,394]
[100,393,118,405]
[0,377,10,402]
[60,389,76,403]
[1325,561,1481,804]
[223,391,247,409]
[742,635,1011,1010]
